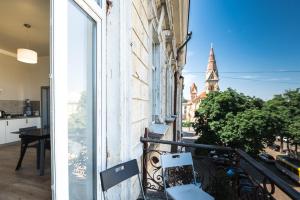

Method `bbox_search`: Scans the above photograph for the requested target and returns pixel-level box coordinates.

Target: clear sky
[183,0,300,100]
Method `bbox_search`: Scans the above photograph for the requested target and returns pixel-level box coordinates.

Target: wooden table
[11,128,50,176]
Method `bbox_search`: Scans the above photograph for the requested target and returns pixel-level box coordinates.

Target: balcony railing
[140,137,300,200]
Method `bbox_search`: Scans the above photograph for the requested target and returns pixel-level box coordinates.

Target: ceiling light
[17,24,38,64]
[17,48,38,64]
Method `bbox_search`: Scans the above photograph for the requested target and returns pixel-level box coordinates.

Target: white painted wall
[131,0,151,160]
[0,54,49,101]
[104,0,188,199]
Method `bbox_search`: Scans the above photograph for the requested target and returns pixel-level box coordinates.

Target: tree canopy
[193,88,300,156]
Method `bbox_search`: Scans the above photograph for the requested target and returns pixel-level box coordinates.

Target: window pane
[152,43,160,121]
[68,1,96,199]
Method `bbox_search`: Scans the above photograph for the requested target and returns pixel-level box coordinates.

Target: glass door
[50,0,106,199]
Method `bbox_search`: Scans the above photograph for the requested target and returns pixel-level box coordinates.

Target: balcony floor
[0,143,51,200]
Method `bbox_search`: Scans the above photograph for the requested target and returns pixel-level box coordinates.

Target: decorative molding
[157,5,165,35]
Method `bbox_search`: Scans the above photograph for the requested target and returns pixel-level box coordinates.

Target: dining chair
[15,126,38,170]
[160,152,214,200]
[100,159,146,200]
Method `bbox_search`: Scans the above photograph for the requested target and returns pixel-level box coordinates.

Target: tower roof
[207,47,217,71]
[205,44,220,93]
[190,83,198,93]
[209,47,215,62]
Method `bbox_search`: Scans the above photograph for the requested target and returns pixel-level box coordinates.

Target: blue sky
[183,0,300,100]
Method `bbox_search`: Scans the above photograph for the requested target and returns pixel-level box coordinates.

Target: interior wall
[0,54,49,101]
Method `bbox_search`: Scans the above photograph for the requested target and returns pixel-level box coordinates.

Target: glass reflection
[67,1,96,199]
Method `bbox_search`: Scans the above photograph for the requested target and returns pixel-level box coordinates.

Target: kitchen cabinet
[25,117,41,128]
[0,117,41,144]
[0,121,6,144]
[5,119,24,143]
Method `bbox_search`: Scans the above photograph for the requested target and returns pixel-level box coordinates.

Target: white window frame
[151,39,161,123]
[166,63,173,117]
[51,0,106,199]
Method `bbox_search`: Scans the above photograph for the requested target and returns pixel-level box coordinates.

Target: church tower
[205,44,219,93]
[190,83,198,100]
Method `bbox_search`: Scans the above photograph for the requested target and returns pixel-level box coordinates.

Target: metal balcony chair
[100,159,146,200]
[160,152,214,200]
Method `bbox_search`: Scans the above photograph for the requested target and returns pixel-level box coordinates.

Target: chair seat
[166,184,214,200]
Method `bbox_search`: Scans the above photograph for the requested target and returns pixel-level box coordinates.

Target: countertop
[0,116,40,121]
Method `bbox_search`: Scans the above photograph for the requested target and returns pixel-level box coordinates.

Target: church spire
[205,44,220,93]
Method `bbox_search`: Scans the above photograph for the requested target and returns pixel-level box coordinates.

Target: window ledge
[171,114,177,119]
[148,123,169,139]
[165,117,175,124]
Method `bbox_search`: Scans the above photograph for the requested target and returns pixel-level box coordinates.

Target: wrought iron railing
[140,137,300,200]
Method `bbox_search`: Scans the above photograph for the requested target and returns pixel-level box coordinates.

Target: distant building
[182,83,206,121]
[183,46,219,122]
[205,46,220,93]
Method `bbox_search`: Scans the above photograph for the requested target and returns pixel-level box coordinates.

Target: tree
[265,89,300,152]
[282,89,300,151]
[264,95,289,152]
[221,109,277,156]
[289,116,300,152]
[193,88,300,156]
[193,88,276,156]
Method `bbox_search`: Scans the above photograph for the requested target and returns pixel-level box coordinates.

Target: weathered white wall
[130,0,151,160]
[0,54,49,101]
[104,0,188,199]
[130,1,151,198]
[130,1,175,198]
[106,0,123,199]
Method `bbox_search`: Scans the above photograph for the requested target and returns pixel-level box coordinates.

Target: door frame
[50,0,106,199]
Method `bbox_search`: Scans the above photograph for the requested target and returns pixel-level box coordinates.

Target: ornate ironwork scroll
[143,149,166,191]
[142,149,204,192]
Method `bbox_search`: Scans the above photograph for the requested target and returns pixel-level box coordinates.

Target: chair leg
[36,146,41,169]
[15,142,28,170]
[39,139,45,176]
[138,175,146,199]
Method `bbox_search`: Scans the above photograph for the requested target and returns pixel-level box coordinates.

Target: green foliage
[69,92,87,134]
[289,116,300,145]
[193,88,300,156]
[265,89,300,143]
[221,109,276,155]
[193,88,264,147]
[182,120,192,127]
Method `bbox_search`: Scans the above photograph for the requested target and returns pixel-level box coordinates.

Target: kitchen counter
[0,116,41,144]
[0,116,40,120]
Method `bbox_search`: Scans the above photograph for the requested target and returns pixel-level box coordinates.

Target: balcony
[139,137,300,200]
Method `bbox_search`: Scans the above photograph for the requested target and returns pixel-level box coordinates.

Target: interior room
[0,0,51,199]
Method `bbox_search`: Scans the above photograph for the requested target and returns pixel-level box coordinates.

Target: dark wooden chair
[15,126,38,170]
[100,159,146,200]
[15,126,50,171]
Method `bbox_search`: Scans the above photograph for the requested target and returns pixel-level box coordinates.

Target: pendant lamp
[17,24,38,64]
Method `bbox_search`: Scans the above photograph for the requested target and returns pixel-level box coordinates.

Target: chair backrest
[161,152,193,169]
[160,152,196,190]
[100,159,145,199]
[19,126,37,132]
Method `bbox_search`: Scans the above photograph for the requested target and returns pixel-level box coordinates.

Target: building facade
[183,46,219,122]
[104,0,190,199]
[48,0,190,199]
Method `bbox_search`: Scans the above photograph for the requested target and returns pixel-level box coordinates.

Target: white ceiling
[0,0,49,56]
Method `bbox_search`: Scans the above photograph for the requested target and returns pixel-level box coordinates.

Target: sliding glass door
[51,0,106,199]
